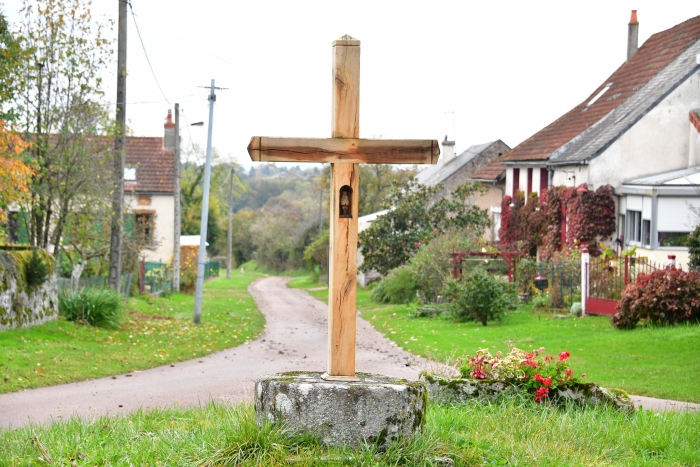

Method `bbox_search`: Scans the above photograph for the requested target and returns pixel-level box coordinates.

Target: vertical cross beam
[327,36,361,378]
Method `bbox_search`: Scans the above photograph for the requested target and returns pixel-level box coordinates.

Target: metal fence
[535,259,580,309]
[57,273,133,299]
[204,260,220,279]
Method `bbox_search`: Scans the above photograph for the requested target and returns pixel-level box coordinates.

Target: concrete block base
[255,371,426,449]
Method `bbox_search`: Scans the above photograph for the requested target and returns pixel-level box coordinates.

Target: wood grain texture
[327,162,359,376]
[332,38,360,139]
[247,136,439,164]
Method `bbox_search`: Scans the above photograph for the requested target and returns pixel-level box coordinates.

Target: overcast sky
[3,1,699,169]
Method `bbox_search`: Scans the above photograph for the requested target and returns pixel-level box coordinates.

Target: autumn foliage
[499,184,615,259]
[612,267,700,329]
[0,120,33,223]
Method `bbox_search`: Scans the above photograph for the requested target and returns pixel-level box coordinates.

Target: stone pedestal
[255,371,426,449]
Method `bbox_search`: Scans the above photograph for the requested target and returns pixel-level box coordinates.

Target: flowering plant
[457,346,585,403]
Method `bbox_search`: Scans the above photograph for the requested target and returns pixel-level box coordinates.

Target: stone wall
[0,250,58,330]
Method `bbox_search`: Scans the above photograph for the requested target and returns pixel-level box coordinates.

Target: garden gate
[584,253,667,315]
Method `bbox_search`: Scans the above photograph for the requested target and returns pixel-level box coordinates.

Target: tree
[13,0,113,251]
[0,11,27,121]
[0,120,32,226]
[358,165,416,216]
[358,179,490,275]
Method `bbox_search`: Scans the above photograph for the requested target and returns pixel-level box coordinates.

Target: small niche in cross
[247,35,439,380]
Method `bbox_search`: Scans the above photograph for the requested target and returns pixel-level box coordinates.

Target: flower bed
[420,347,633,412]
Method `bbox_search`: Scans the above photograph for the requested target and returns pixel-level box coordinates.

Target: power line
[127,1,172,107]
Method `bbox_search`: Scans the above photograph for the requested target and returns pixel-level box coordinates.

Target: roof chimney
[163,109,176,151]
[441,135,455,166]
[627,10,639,61]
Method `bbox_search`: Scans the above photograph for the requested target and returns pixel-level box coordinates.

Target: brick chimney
[627,10,639,61]
[163,109,176,151]
[441,135,455,166]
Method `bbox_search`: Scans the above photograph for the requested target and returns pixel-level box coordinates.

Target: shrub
[515,257,538,295]
[303,229,329,276]
[442,269,516,325]
[370,267,418,304]
[407,228,479,304]
[612,267,700,329]
[24,248,49,289]
[530,291,552,309]
[688,225,700,271]
[59,287,123,328]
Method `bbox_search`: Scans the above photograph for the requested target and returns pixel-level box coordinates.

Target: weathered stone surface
[0,271,58,331]
[255,371,426,449]
[420,373,634,412]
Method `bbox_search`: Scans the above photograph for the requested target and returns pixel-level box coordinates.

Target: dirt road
[0,277,432,429]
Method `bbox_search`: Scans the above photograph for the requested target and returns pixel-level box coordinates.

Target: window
[658,232,690,247]
[512,168,520,196]
[627,210,641,243]
[643,220,651,247]
[135,213,154,245]
[124,167,136,181]
[527,168,533,195]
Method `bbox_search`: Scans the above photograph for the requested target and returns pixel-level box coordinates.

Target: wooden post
[327,36,361,379]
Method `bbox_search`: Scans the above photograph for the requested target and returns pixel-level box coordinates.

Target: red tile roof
[124,137,175,194]
[470,161,506,181]
[502,15,700,163]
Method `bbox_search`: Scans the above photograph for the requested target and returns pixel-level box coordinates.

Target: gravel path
[0,277,434,429]
[1,276,697,429]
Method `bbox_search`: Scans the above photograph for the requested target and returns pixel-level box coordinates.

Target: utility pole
[193,79,226,324]
[227,164,233,279]
[172,103,181,291]
[109,0,127,290]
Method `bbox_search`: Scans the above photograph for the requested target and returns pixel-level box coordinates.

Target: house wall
[588,71,700,188]
[689,119,700,166]
[551,165,589,187]
[636,247,689,269]
[474,182,505,242]
[126,194,175,263]
[506,165,551,197]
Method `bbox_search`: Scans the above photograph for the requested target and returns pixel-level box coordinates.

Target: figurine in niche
[339,186,352,218]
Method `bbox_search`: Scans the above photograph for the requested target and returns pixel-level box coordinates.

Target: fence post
[139,259,146,295]
[581,247,590,316]
[624,255,630,285]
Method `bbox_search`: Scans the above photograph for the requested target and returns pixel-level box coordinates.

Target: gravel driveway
[0,277,433,429]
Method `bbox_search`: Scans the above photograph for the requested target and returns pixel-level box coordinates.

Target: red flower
[535,374,552,387]
[559,351,570,362]
[534,387,549,403]
[565,368,573,377]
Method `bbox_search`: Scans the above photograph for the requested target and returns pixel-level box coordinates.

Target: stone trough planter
[419,372,634,413]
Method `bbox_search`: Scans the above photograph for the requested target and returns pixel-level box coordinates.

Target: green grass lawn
[0,267,267,394]
[289,275,700,403]
[2,400,699,466]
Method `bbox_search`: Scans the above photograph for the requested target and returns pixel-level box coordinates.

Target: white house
[499,11,700,265]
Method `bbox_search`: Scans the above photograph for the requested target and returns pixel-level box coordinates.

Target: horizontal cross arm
[247,137,440,165]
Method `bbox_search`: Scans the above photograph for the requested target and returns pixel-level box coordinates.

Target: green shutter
[18,212,29,244]
[124,213,135,239]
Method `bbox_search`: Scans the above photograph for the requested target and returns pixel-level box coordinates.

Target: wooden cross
[248,35,439,380]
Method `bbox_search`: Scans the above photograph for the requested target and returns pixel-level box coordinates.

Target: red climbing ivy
[499,184,616,259]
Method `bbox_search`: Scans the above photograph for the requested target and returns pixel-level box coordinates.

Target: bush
[59,287,123,328]
[24,248,49,289]
[303,229,329,276]
[407,228,479,304]
[442,269,516,325]
[515,257,538,295]
[530,291,552,309]
[612,267,700,329]
[370,267,418,304]
[688,225,700,271]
